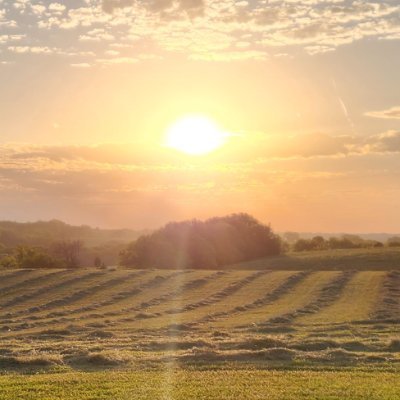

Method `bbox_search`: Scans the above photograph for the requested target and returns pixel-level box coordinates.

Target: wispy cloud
[365,106,400,120]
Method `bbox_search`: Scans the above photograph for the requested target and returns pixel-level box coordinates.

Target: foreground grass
[1,369,400,400]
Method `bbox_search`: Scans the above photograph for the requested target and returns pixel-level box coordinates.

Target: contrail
[331,77,356,134]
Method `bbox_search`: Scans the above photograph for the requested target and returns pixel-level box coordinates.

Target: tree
[310,236,326,250]
[328,237,356,249]
[52,240,83,268]
[15,246,59,268]
[120,213,282,269]
[293,239,313,252]
[94,256,106,269]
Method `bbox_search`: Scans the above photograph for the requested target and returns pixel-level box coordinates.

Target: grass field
[1,249,400,399]
[2,370,400,400]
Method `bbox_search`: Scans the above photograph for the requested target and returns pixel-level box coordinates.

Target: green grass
[1,370,400,400]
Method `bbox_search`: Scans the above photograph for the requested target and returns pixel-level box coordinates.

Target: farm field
[0,260,399,399]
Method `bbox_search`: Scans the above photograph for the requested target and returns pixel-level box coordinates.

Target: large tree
[120,213,282,269]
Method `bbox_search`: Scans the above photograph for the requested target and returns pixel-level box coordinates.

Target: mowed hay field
[1,259,400,399]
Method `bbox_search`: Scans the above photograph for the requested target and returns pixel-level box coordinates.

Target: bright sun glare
[166,115,226,155]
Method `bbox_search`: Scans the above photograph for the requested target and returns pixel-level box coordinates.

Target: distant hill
[279,232,400,243]
[0,220,148,267]
[0,220,147,248]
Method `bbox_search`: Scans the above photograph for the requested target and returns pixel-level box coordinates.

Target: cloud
[0,34,25,45]
[8,46,54,54]
[102,0,204,16]
[48,3,66,13]
[365,131,400,153]
[365,106,400,120]
[0,0,398,63]
[96,56,138,64]
[0,134,365,177]
[2,134,400,229]
[102,0,134,13]
[2,131,400,177]
[70,62,91,68]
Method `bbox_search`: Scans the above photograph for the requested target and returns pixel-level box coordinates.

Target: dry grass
[0,265,399,372]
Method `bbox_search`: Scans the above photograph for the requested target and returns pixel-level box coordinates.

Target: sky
[0,0,400,232]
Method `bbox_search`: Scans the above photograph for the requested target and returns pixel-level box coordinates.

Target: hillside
[231,247,400,270]
[0,220,148,267]
[0,220,145,248]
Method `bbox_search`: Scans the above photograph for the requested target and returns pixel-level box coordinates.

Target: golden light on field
[165,115,226,155]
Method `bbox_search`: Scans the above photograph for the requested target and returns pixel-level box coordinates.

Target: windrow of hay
[375,271,400,321]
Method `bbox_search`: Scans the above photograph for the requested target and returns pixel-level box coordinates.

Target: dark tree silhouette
[120,213,282,269]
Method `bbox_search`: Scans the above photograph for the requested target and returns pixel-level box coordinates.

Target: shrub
[0,255,18,269]
[15,246,61,268]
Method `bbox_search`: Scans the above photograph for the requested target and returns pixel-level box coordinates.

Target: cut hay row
[0,270,106,311]
[145,271,265,316]
[115,271,267,331]
[202,271,311,329]
[141,271,230,315]
[164,271,269,315]
[0,271,111,319]
[275,270,357,324]
[0,271,177,333]
[298,271,387,325]
[30,270,148,313]
[76,271,247,332]
[0,269,37,287]
[2,270,200,335]
[17,271,254,334]
[1,269,398,341]
[374,270,400,321]
[0,270,78,308]
[190,271,296,326]
[0,269,68,298]
[36,270,174,320]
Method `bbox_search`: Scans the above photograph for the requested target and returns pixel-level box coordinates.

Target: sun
[165,115,226,155]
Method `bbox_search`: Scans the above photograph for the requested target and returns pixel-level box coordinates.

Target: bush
[0,255,18,269]
[15,246,61,268]
[293,236,327,252]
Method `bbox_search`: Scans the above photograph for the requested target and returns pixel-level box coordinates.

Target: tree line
[0,220,143,269]
[288,234,400,252]
[1,216,400,269]
[0,240,85,269]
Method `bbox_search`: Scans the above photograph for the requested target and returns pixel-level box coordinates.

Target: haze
[1,0,400,231]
